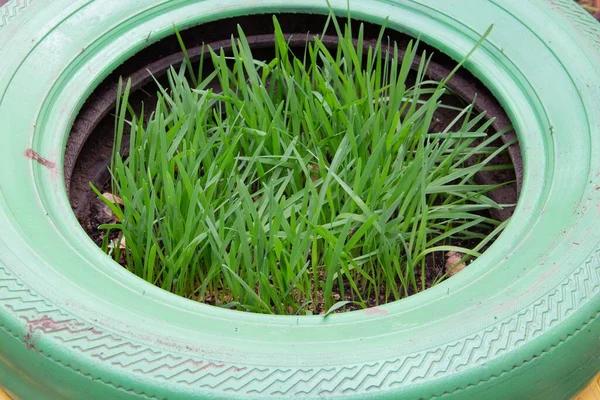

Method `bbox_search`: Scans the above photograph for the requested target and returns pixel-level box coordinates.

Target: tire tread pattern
[549,0,600,49]
[0,0,35,30]
[1,247,599,397]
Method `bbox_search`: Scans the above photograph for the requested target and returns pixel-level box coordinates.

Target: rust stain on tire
[25,148,55,169]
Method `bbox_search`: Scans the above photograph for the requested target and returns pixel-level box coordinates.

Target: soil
[67,14,519,315]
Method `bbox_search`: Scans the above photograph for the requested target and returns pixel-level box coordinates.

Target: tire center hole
[66,14,522,315]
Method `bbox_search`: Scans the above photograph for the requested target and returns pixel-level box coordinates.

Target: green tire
[1,0,599,398]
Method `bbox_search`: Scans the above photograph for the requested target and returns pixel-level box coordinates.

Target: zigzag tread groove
[0,0,35,29]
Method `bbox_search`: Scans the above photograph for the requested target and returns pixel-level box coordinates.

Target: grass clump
[93,13,514,315]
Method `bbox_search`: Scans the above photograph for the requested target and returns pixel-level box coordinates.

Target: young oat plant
[93,13,513,315]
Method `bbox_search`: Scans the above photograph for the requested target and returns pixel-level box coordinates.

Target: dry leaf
[102,192,123,205]
[100,204,113,219]
[445,251,466,277]
[113,236,126,249]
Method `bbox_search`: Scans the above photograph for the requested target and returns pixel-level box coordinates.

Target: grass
[93,11,515,315]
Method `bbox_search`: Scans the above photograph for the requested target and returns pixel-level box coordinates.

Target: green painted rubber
[0,0,599,399]
[0,0,35,29]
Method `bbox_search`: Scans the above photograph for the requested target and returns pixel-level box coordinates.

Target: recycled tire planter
[0,0,599,399]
